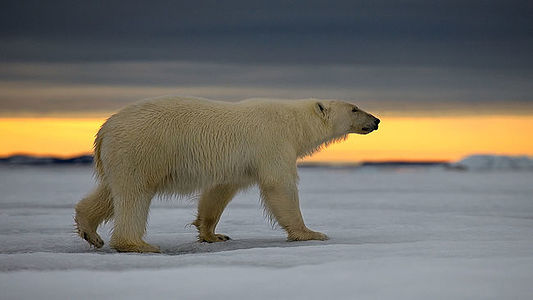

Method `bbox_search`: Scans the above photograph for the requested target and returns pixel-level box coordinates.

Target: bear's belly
[156,162,257,195]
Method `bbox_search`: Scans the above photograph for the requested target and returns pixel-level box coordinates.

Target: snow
[1,165,533,299]
[452,154,533,171]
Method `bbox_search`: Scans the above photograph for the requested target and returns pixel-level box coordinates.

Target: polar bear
[75,96,380,253]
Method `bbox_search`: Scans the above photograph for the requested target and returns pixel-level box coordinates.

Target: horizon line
[1,153,531,164]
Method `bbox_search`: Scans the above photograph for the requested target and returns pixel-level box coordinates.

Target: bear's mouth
[361,123,379,133]
[351,125,376,134]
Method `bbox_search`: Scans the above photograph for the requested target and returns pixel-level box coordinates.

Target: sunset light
[2,114,532,162]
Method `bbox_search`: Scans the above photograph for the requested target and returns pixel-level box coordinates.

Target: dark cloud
[1,0,532,68]
[0,1,532,114]
[2,1,531,39]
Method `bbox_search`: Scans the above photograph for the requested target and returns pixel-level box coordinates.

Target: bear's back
[97,97,295,191]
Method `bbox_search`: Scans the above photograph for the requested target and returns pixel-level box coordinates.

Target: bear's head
[314,100,380,135]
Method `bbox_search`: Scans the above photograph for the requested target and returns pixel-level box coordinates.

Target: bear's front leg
[259,181,328,241]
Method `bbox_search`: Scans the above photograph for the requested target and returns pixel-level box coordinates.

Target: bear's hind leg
[75,184,114,248]
[193,184,239,242]
[110,190,160,253]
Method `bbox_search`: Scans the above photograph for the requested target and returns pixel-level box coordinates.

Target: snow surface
[452,154,533,171]
[1,165,533,299]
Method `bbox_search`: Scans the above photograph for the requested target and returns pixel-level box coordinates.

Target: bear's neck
[289,107,344,159]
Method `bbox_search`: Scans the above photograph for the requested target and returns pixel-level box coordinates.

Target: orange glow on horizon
[0,118,106,159]
[306,115,533,162]
[1,115,532,162]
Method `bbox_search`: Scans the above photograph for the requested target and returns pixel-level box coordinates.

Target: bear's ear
[314,102,328,120]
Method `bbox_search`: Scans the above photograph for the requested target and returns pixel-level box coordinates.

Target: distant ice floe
[451,155,533,171]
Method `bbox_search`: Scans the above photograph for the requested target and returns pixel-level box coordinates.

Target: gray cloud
[0,0,532,114]
[1,61,532,115]
[1,61,532,95]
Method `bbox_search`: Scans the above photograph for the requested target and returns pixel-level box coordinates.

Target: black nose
[375,118,380,125]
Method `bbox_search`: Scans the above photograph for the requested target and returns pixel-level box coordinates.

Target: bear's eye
[352,107,358,112]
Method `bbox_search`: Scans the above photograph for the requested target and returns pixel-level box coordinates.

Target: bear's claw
[199,233,232,243]
[111,241,161,253]
[288,229,329,241]
[78,230,104,248]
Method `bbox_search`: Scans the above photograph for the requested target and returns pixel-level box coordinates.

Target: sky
[1,0,532,161]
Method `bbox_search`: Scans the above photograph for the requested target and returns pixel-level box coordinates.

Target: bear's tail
[93,127,105,180]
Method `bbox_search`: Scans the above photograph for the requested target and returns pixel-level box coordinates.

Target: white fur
[75,96,379,252]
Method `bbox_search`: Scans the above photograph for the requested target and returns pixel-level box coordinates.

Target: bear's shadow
[162,238,330,255]
[75,236,419,255]
[159,235,418,255]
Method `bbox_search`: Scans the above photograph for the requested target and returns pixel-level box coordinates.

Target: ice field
[1,165,533,299]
